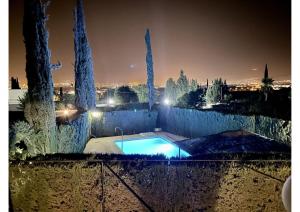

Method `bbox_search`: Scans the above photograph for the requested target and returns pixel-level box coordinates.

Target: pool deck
[83,131,187,154]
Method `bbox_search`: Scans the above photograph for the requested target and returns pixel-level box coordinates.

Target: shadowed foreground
[10,158,290,211]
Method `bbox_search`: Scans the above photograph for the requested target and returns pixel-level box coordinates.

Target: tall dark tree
[261,64,274,101]
[11,77,21,89]
[177,70,189,99]
[205,78,225,104]
[74,0,96,111]
[145,29,155,110]
[59,87,64,101]
[23,0,60,153]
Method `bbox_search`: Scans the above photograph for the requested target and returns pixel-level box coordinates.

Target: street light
[163,98,170,105]
[63,109,69,116]
[91,110,101,118]
[108,98,115,105]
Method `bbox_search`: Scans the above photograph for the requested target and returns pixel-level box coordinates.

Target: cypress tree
[176,70,189,99]
[74,0,96,111]
[23,0,59,153]
[145,29,155,110]
[264,64,269,79]
[261,64,274,101]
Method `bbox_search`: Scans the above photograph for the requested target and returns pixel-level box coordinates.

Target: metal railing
[115,127,124,151]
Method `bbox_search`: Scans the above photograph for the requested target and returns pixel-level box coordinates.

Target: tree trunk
[74,0,96,111]
[23,0,57,153]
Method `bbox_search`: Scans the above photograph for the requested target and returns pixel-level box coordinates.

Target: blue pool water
[115,136,191,158]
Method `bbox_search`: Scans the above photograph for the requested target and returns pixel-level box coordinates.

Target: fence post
[101,161,105,211]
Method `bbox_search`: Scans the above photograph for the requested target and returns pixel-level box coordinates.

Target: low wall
[91,109,158,137]
[254,115,291,145]
[88,107,290,145]
[159,107,291,145]
[9,161,290,211]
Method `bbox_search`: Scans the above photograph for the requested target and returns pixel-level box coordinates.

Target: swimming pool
[114,136,191,158]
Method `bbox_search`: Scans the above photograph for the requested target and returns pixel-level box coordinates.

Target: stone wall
[91,109,158,137]
[159,107,291,145]
[254,115,291,145]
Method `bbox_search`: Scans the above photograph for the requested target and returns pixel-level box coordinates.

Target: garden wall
[91,109,158,137]
[89,107,290,145]
[159,107,291,145]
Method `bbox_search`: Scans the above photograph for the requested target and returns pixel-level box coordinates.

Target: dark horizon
[9,0,291,86]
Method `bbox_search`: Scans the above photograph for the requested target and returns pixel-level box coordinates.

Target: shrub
[177,88,204,108]
[9,121,47,159]
[132,84,148,103]
[17,92,29,111]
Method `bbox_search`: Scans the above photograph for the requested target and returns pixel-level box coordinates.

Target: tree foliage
[9,121,48,159]
[11,77,21,89]
[17,91,29,111]
[74,0,96,110]
[176,70,189,99]
[190,79,198,92]
[132,84,148,103]
[145,29,155,110]
[23,0,57,153]
[177,88,204,108]
[114,86,139,104]
[164,71,199,105]
[205,78,226,104]
[261,64,274,101]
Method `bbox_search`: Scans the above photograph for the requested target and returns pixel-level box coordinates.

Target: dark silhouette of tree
[74,0,96,111]
[11,77,21,89]
[23,0,59,153]
[145,29,155,110]
[59,87,64,101]
[177,70,189,99]
[190,79,198,92]
[261,64,274,101]
[132,84,148,103]
[114,86,139,104]
[205,78,226,104]
[177,88,204,108]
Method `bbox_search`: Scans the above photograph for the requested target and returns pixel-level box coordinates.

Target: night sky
[9,0,291,86]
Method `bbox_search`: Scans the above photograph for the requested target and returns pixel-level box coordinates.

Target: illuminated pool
[114,136,191,158]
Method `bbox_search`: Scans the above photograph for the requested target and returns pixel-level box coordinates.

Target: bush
[17,92,29,111]
[9,121,48,159]
[177,88,204,108]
